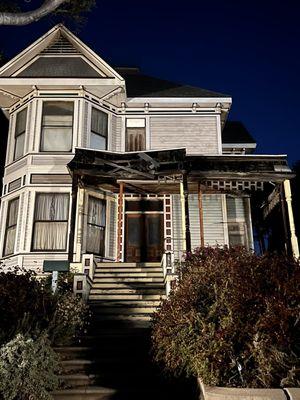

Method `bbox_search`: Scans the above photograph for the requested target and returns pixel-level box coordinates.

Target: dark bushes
[151,247,300,388]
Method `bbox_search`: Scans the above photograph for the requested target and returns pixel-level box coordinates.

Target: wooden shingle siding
[111,115,122,151]
[172,194,183,257]
[189,194,201,250]
[150,116,218,154]
[108,199,117,258]
[202,194,225,246]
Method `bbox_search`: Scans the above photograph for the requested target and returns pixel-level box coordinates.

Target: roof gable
[0,25,124,81]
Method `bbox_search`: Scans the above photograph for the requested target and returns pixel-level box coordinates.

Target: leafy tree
[0,0,96,26]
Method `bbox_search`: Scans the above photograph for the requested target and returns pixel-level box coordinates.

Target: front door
[125,200,164,262]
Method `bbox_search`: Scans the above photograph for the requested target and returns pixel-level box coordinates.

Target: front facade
[0,25,298,275]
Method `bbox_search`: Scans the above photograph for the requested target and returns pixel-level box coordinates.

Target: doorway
[125,199,164,263]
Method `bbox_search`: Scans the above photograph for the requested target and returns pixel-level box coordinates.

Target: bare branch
[0,0,68,26]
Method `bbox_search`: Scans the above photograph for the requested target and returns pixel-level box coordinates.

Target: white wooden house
[0,24,298,278]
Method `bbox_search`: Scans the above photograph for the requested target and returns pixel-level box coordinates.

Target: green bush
[0,333,61,400]
[151,247,300,388]
[0,268,56,345]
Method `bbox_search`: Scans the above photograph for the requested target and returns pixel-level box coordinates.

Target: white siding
[150,116,219,154]
[202,194,225,246]
[111,115,122,152]
[172,194,183,256]
[189,194,201,250]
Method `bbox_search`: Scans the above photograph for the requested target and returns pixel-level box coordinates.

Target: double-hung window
[90,108,108,150]
[14,108,27,160]
[126,118,146,151]
[40,102,74,152]
[86,196,106,256]
[32,193,69,251]
[3,198,19,256]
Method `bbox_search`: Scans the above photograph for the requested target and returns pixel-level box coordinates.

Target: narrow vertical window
[126,119,146,151]
[86,197,106,256]
[40,102,73,152]
[4,198,19,256]
[226,196,249,248]
[14,108,27,160]
[90,108,108,150]
[32,193,69,251]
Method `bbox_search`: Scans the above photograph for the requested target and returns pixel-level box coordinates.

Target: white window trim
[88,104,110,151]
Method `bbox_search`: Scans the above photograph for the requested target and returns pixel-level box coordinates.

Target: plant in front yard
[151,247,300,388]
[0,333,61,400]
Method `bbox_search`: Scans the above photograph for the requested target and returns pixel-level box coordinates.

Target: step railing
[73,254,96,301]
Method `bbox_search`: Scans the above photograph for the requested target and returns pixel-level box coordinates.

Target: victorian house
[0,24,298,291]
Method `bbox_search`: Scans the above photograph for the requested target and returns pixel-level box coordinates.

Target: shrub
[151,247,300,388]
[48,291,90,345]
[0,267,56,345]
[0,333,61,400]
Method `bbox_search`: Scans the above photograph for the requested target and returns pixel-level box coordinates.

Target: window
[40,102,73,152]
[86,197,106,256]
[126,119,146,151]
[3,198,19,256]
[32,193,69,251]
[14,108,27,160]
[226,196,249,249]
[90,108,108,150]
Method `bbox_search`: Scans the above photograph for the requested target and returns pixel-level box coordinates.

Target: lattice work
[164,195,172,252]
[204,180,264,191]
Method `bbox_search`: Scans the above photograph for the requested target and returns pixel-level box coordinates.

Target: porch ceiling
[67,148,294,194]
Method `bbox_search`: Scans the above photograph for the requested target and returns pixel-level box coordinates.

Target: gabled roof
[222,121,256,145]
[116,67,230,98]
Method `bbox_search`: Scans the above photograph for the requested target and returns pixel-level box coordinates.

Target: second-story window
[90,108,108,150]
[126,118,146,151]
[40,102,74,152]
[14,108,27,160]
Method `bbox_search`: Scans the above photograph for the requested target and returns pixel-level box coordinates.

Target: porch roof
[67,147,293,194]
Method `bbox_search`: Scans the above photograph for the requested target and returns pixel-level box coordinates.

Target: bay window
[40,102,73,152]
[90,108,108,150]
[32,193,69,251]
[3,198,19,256]
[86,196,106,256]
[14,108,27,160]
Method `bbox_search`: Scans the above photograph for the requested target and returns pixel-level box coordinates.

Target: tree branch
[0,0,68,26]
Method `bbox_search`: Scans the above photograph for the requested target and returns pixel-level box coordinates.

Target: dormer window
[40,102,73,152]
[14,108,27,160]
[90,107,108,150]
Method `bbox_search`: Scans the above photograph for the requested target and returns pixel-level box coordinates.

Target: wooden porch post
[198,182,205,247]
[283,180,299,258]
[182,173,191,253]
[117,182,125,262]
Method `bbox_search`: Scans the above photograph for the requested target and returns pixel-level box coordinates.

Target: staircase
[52,262,197,399]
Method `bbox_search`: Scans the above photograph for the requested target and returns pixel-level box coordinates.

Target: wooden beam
[198,182,205,247]
[117,182,125,262]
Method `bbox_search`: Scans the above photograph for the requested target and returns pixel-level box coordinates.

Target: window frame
[90,107,108,151]
[125,118,146,152]
[86,195,106,257]
[13,107,27,161]
[3,197,19,257]
[40,101,74,153]
[31,192,70,252]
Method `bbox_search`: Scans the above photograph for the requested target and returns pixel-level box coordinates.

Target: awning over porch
[67,147,294,194]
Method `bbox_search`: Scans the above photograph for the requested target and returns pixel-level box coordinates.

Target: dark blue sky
[0,0,299,164]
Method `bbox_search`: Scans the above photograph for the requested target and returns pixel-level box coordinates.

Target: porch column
[180,173,191,253]
[117,182,125,262]
[68,174,79,263]
[283,180,299,258]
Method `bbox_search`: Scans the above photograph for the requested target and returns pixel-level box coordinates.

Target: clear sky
[0,0,299,164]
